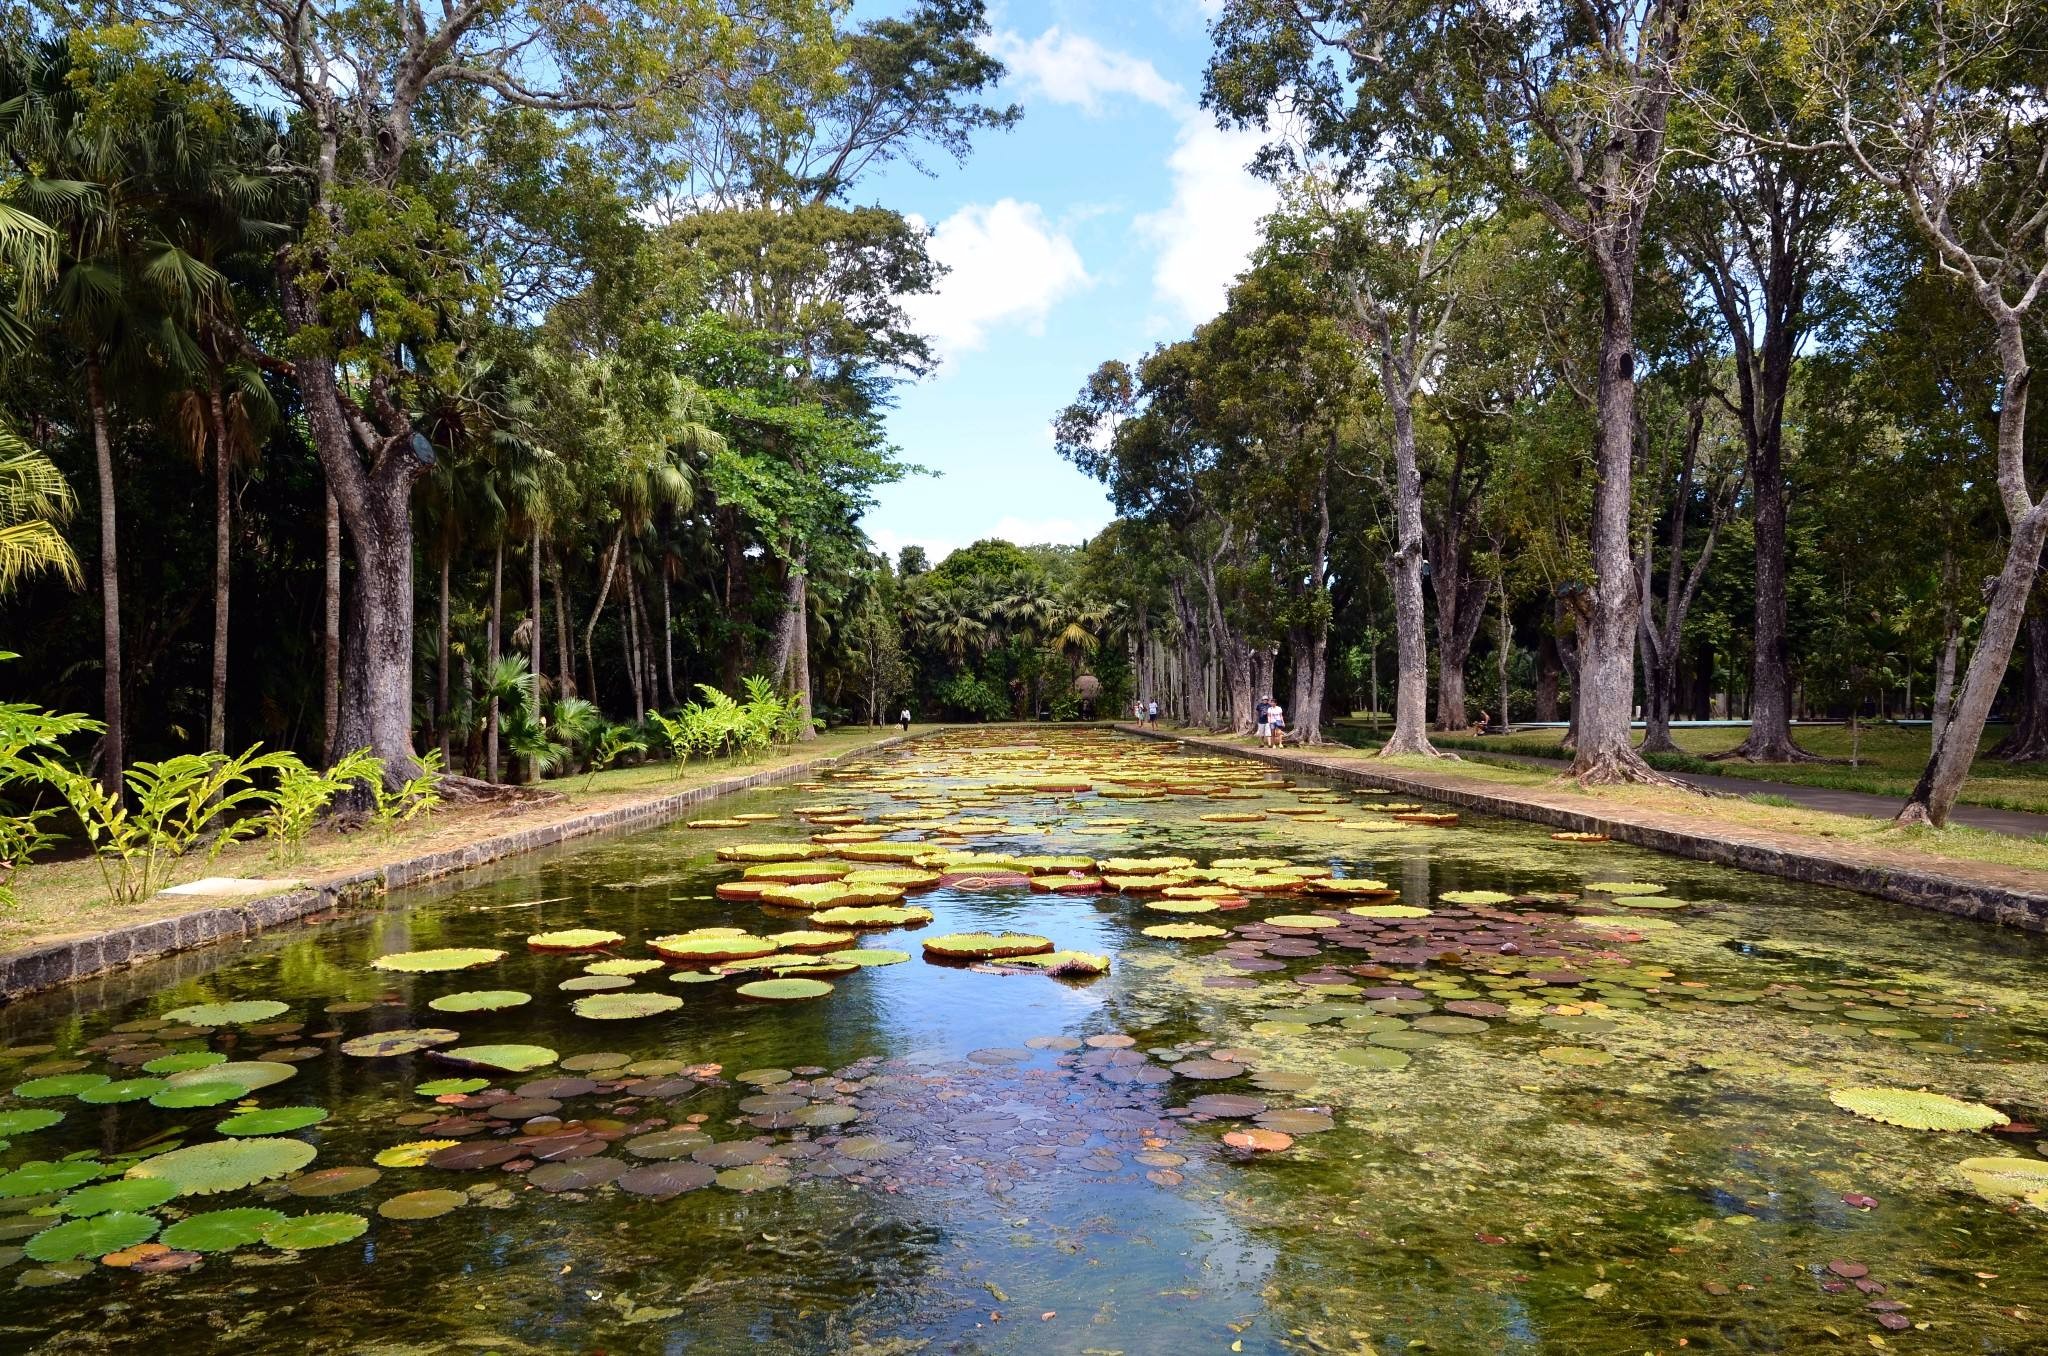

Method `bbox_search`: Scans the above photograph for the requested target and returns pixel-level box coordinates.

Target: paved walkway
[1451,747,2048,839]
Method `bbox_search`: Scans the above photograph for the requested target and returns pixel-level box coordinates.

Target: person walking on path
[1133,699,1144,723]
[1147,700,1159,725]
[898,707,911,733]
[1265,699,1286,747]
[1255,694,1272,744]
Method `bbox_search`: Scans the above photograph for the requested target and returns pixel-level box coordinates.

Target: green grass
[1332,718,2048,817]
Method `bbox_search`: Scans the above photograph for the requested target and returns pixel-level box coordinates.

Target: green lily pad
[24,1211,158,1262]
[378,1189,466,1220]
[217,1106,329,1137]
[736,978,835,1001]
[0,1160,108,1195]
[1828,1087,2009,1132]
[1585,881,1666,896]
[412,1078,488,1097]
[585,958,664,977]
[1955,1156,2048,1202]
[141,1051,227,1075]
[1346,904,1433,919]
[77,1077,170,1104]
[427,991,531,1014]
[0,1110,64,1135]
[12,1074,109,1099]
[835,948,911,967]
[128,1137,318,1196]
[162,1000,290,1027]
[340,1029,463,1058]
[922,932,1054,961]
[1437,891,1513,906]
[56,1178,179,1217]
[1142,922,1228,939]
[167,1061,297,1092]
[431,1045,558,1074]
[647,934,778,963]
[148,1082,247,1108]
[1002,950,1112,976]
[559,974,632,991]
[1332,1047,1411,1071]
[714,1163,792,1190]
[159,1207,287,1253]
[570,993,684,1020]
[809,905,933,929]
[260,1211,367,1250]
[526,928,624,951]
[369,948,506,973]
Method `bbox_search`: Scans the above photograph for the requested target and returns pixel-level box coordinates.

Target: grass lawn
[1157,724,2048,877]
[2,724,908,953]
[1330,718,2048,817]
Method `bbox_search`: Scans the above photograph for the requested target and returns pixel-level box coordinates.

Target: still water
[0,728,2044,1354]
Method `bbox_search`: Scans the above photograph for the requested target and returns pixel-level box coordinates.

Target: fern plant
[368,751,443,837]
[583,725,647,790]
[263,749,381,863]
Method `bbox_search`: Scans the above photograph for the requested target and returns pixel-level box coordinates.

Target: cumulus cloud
[984,27,1182,114]
[1133,116,1280,327]
[905,199,1090,361]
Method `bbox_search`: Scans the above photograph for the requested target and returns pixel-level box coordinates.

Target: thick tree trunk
[205,378,232,754]
[1372,335,1439,757]
[1534,629,1560,722]
[85,360,123,794]
[485,538,502,782]
[1568,283,1674,785]
[1197,541,1254,733]
[1992,606,2048,760]
[1170,572,1202,725]
[1898,316,2044,826]
[437,548,451,768]
[1253,647,1275,713]
[323,488,341,763]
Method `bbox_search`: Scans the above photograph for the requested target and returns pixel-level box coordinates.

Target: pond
[1,727,2045,1354]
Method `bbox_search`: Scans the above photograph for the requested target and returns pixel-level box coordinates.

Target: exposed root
[1376,733,1444,759]
[436,774,562,806]
[1706,733,1828,764]
[1890,800,1937,830]
[1557,744,1696,791]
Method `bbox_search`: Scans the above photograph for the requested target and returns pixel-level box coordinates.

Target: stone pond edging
[1121,724,2048,934]
[0,733,919,1004]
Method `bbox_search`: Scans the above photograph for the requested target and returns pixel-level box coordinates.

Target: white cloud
[989,515,1102,546]
[905,199,1090,361]
[984,27,1183,115]
[1133,115,1280,327]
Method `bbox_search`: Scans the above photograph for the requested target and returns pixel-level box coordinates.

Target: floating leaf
[430,1044,557,1074]
[716,843,818,862]
[1346,904,1433,919]
[375,1140,459,1168]
[1955,1156,2048,1202]
[648,933,777,963]
[12,1073,109,1098]
[369,948,506,973]
[412,1077,488,1097]
[1002,950,1112,977]
[1222,1128,1292,1153]
[0,1159,107,1194]
[736,978,834,1002]
[810,905,933,929]
[584,959,664,977]
[159,1208,286,1253]
[1828,1087,2009,1132]
[285,1166,381,1198]
[526,929,623,952]
[217,1106,329,1137]
[0,1109,64,1135]
[56,1178,179,1217]
[1437,891,1513,906]
[162,1000,289,1027]
[148,1082,247,1108]
[1143,922,1228,939]
[78,1077,170,1104]
[835,948,911,967]
[764,930,858,954]
[570,992,684,1020]
[141,1051,227,1075]
[166,1060,296,1092]
[260,1212,367,1250]
[922,932,1054,961]
[378,1189,466,1220]
[24,1211,158,1262]
[129,1138,318,1195]
[1585,881,1666,896]
[427,991,531,1014]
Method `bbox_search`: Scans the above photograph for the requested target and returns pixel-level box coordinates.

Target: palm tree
[0,416,78,594]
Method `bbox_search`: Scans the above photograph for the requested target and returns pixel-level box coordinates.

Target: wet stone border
[0,732,918,1004]
[1123,724,2048,934]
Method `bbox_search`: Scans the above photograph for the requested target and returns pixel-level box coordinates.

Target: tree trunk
[530,523,542,782]
[437,547,451,768]
[485,538,502,782]
[623,563,646,725]
[1372,333,1438,757]
[1496,579,1511,732]
[660,572,676,709]
[1170,572,1202,726]
[1898,314,2046,826]
[551,549,575,700]
[1197,538,1254,733]
[1568,280,1672,785]
[582,528,622,708]
[205,377,232,754]
[1929,605,1961,754]
[323,488,341,763]
[1992,601,2048,760]
[1534,630,1560,722]
[85,359,123,794]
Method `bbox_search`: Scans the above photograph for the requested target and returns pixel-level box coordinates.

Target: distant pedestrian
[1265,700,1287,747]
[1133,699,1144,723]
[898,707,911,733]
[1146,700,1159,724]
[1255,694,1272,743]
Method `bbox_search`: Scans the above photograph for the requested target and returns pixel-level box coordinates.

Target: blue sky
[853,0,1276,566]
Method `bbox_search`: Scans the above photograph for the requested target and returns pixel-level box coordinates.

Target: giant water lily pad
[571,992,684,1020]
[736,978,834,1002]
[166,1060,296,1092]
[716,844,818,862]
[586,958,665,977]
[1437,890,1513,906]
[431,1044,558,1074]
[811,905,933,929]
[1002,950,1111,977]
[1143,923,1228,940]
[0,1108,65,1136]
[217,1106,329,1137]
[129,1138,318,1195]
[923,932,1054,961]
[341,1029,462,1057]
[261,1212,367,1250]
[1828,1087,2009,1132]
[24,1211,158,1263]
[370,948,506,973]
[427,990,531,1014]
[379,1189,466,1220]
[56,1178,179,1217]
[77,1077,169,1105]
[12,1073,109,1098]
[1586,881,1666,895]
[835,948,911,967]
[148,1082,246,1109]
[160,1208,286,1253]
[649,933,777,964]
[0,1160,108,1195]
[1956,1156,2048,1203]
[141,1051,226,1075]
[163,1000,290,1027]
[759,882,903,910]
[1346,904,1433,919]
[526,929,623,952]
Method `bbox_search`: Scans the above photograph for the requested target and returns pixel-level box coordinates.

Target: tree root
[1376,734,1445,759]
[1890,800,1937,829]
[1706,734,1827,764]
[436,774,562,806]
[1558,744,1696,790]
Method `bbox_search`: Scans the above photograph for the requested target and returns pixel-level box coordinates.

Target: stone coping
[0,733,917,1004]
[1122,724,2048,933]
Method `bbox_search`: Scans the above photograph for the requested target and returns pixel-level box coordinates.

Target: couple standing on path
[1132,699,1159,724]
[1255,695,1287,747]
